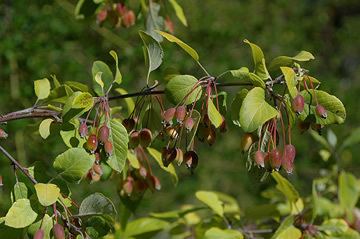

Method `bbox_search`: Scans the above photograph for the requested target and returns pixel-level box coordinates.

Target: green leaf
[230,67,265,88]
[11,182,28,203]
[207,99,223,128]
[28,214,53,239]
[319,219,349,235]
[64,81,90,92]
[92,61,114,96]
[309,130,330,150]
[34,183,60,207]
[127,151,140,169]
[5,199,37,228]
[301,90,346,125]
[156,30,199,61]
[204,227,243,239]
[34,78,51,100]
[239,87,278,132]
[327,129,337,148]
[269,51,315,71]
[94,72,104,91]
[165,75,202,105]
[62,91,94,117]
[109,50,122,84]
[168,0,188,26]
[272,216,296,239]
[230,89,248,127]
[107,119,129,173]
[147,147,178,184]
[195,191,224,217]
[39,118,54,139]
[124,217,169,237]
[281,67,297,98]
[146,2,164,41]
[271,172,299,202]
[79,193,116,217]
[339,171,360,211]
[139,31,164,83]
[243,39,269,79]
[53,147,95,182]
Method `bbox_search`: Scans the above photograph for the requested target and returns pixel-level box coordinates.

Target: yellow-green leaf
[156,30,199,61]
[208,100,223,128]
[109,50,122,84]
[281,67,297,98]
[34,78,51,100]
[39,118,54,139]
[195,191,224,217]
[204,227,243,239]
[243,39,269,79]
[5,199,37,228]
[168,0,187,26]
[35,183,60,207]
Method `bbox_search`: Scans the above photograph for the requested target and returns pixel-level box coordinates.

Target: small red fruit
[139,166,147,179]
[97,9,107,24]
[34,228,45,239]
[175,148,184,166]
[164,16,174,34]
[282,144,296,174]
[93,164,103,176]
[162,108,176,123]
[184,117,195,131]
[104,140,113,156]
[122,10,135,28]
[79,121,88,138]
[270,148,282,170]
[53,223,65,239]
[151,175,161,190]
[98,125,110,144]
[123,177,134,196]
[315,104,327,119]
[175,105,186,122]
[86,134,98,153]
[292,94,305,114]
[0,175,3,187]
[139,128,152,148]
[254,150,265,167]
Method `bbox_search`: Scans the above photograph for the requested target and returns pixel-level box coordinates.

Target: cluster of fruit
[34,223,65,239]
[247,77,328,174]
[120,147,161,198]
[97,3,135,28]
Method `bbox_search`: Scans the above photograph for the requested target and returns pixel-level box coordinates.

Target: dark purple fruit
[162,108,176,122]
[86,134,98,153]
[79,122,88,138]
[139,128,152,148]
[254,150,265,167]
[270,148,282,170]
[104,140,113,156]
[0,175,3,187]
[161,147,177,167]
[298,121,310,134]
[34,229,44,239]
[98,125,110,144]
[184,151,199,171]
[219,117,227,133]
[129,131,140,149]
[315,104,327,119]
[176,105,186,122]
[123,118,135,132]
[53,223,65,239]
[206,126,216,146]
[292,94,305,114]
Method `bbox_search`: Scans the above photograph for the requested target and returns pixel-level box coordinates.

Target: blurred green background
[1,0,360,219]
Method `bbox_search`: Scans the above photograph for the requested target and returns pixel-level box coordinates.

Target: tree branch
[0,144,38,184]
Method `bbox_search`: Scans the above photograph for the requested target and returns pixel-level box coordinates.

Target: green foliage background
[1,0,360,223]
